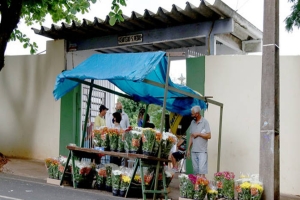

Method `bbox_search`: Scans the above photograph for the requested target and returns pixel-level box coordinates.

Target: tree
[117,97,166,129]
[0,0,126,71]
[285,0,300,31]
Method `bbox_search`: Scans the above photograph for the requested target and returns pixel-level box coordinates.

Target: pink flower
[188,174,197,184]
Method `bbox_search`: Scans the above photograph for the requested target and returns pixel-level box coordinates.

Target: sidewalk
[2,158,299,200]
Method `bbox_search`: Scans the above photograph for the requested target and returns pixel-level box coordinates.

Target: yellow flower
[122,175,131,183]
[240,182,251,189]
[134,175,140,182]
[251,183,263,192]
[207,189,218,194]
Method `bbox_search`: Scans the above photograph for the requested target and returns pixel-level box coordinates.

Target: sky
[4,0,300,83]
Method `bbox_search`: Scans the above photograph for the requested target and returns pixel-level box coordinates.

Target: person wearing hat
[94,104,109,128]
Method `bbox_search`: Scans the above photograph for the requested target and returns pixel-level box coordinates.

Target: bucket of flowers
[142,128,156,156]
[95,167,106,190]
[72,161,95,188]
[222,171,235,199]
[161,132,177,159]
[193,176,209,200]
[130,129,142,154]
[112,169,122,196]
[45,157,59,179]
[235,173,251,200]
[207,181,218,200]
[108,128,120,152]
[100,127,109,151]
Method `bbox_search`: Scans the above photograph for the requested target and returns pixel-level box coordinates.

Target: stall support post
[154,53,171,200]
[71,151,76,188]
[217,105,223,172]
[125,159,139,198]
[60,151,71,186]
[80,79,94,148]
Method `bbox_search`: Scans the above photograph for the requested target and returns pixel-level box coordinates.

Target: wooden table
[60,145,170,200]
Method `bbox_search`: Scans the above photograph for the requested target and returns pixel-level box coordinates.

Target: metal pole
[217,105,223,172]
[80,80,94,148]
[153,54,171,200]
[260,0,280,199]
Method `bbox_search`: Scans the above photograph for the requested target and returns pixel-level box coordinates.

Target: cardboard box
[178,197,193,200]
[46,178,61,185]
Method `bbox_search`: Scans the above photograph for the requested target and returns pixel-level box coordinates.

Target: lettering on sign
[118,34,143,45]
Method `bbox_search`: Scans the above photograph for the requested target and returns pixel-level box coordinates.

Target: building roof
[32,0,262,54]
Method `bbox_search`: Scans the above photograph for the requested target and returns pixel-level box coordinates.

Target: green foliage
[285,0,300,32]
[4,0,126,55]
[117,97,167,129]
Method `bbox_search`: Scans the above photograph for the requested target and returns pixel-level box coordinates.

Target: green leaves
[10,29,38,54]
[109,0,126,26]
[285,0,300,32]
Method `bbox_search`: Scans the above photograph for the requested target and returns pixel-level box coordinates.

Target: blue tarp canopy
[53,51,207,116]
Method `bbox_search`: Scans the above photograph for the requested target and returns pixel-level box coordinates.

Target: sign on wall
[118,34,143,45]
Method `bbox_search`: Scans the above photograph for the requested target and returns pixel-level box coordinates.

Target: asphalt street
[0,173,127,200]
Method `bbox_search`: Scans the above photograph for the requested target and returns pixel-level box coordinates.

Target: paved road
[0,173,127,200]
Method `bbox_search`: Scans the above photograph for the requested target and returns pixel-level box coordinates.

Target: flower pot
[112,188,119,196]
[95,183,105,190]
[105,185,112,192]
[119,189,126,197]
[143,151,152,156]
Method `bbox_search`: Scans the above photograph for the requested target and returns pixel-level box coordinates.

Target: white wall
[0,40,65,159]
[204,55,300,195]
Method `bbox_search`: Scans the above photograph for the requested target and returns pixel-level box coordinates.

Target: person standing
[186,105,211,177]
[94,104,109,128]
[109,102,130,128]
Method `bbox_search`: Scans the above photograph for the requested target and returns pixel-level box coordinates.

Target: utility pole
[260,0,280,199]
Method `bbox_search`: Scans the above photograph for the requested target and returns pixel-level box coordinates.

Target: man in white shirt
[109,102,130,129]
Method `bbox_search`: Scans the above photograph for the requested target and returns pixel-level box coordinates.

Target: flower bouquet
[95,167,106,190]
[157,168,175,189]
[58,156,71,180]
[72,161,95,188]
[117,129,125,152]
[100,127,109,150]
[161,132,177,159]
[142,128,156,155]
[112,169,122,196]
[45,157,59,179]
[222,171,235,199]
[130,129,142,153]
[207,181,218,200]
[214,171,224,198]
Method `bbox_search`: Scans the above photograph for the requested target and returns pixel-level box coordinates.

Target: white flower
[178,174,188,179]
[112,170,122,175]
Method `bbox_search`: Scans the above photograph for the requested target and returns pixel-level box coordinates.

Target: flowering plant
[130,130,142,153]
[161,132,177,159]
[108,128,120,151]
[207,183,218,200]
[72,161,95,188]
[250,183,263,200]
[96,167,107,186]
[193,176,209,200]
[112,170,122,189]
[142,128,156,154]
[152,132,162,156]
[124,130,132,153]
[117,129,125,152]
[214,171,224,198]
[57,156,71,180]
[120,175,130,190]
[93,129,102,147]
[105,163,118,187]
[222,171,235,199]
[98,127,109,149]
[45,157,59,179]
[179,174,189,197]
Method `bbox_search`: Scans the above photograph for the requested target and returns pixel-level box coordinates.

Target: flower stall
[52,52,225,200]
